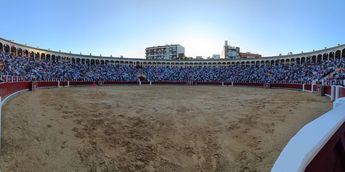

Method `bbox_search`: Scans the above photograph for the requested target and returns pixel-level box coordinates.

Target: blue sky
[1,0,344,58]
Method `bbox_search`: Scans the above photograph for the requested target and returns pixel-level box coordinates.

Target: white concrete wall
[272,97,345,172]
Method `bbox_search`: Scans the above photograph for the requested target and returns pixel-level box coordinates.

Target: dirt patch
[0,85,332,171]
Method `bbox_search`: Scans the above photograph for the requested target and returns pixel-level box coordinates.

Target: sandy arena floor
[0,85,331,172]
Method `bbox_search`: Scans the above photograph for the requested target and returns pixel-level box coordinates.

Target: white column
[336,86,340,100]
[311,84,314,92]
[331,85,336,101]
[302,84,305,91]
[231,82,234,86]
[67,81,70,87]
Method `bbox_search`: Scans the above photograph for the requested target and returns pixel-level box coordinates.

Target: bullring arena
[0,85,331,171]
[1,36,345,172]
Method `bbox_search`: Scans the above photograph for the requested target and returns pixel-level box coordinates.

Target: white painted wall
[272,97,345,172]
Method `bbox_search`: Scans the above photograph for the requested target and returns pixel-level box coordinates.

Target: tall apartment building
[221,41,240,59]
[145,44,185,60]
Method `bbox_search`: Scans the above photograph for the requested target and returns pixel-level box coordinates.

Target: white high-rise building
[145,44,185,60]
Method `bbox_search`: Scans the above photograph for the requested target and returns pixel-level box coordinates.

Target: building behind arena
[145,44,185,60]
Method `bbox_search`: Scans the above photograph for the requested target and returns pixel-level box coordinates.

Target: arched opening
[51,55,56,62]
[91,59,95,65]
[335,50,341,59]
[46,54,51,61]
[286,59,290,64]
[312,55,316,63]
[275,60,279,65]
[291,58,295,64]
[30,51,35,59]
[17,48,23,56]
[41,53,46,61]
[342,48,345,58]
[49,54,54,62]
[329,52,335,61]
[4,44,10,53]
[72,58,76,63]
[76,58,81,64]
[245,61,250,66]
[264,60,268,66]
[301,57,306,64]
[280,59,285,64]
[306,57,311,63]
[82,59,85,64]
[317,54,322,63]
[96,60,100,65]
[258,61,263,66]
[0,42,3,52]
[323,53,328,61]
[296,58,300,64]
[86,59,90,65]
[253,61,257,66]
[10,46,17,56]
[23,50,29,57]
[35,52,40,60]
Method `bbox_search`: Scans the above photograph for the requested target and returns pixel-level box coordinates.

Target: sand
[0,85,331,172]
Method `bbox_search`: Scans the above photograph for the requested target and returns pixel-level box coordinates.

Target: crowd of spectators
[1,52,345,84]
[144,59,345,83]
[0,52,139,81]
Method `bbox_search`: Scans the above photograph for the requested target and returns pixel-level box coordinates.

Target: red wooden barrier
[60,81,68,87]
[233,82,265,87]
[324,86,332,95]
[313,84,318,92]
[36,82,59,88]
[195,81,222,85]
[339,87,345,98]
[69,81,94,86]
[0,82,31,100]
[152,81,186,85]
[305,122,345,172]
[104,81,138,85]
[271,83,303,89]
